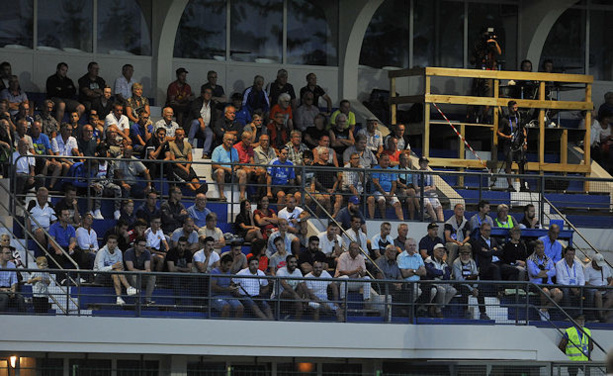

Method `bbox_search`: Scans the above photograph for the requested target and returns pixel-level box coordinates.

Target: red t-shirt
[234,142,254,164]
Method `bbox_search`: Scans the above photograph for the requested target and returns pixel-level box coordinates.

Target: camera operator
[468,27,502,123]
[497,100,528,192]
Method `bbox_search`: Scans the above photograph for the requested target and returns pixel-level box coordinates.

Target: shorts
[373,191,400,205]
[173,165,198,182]
[424,197,442,209]
[240,295,271,312]
[211,294,243,312]
[50,97,82,113]
[214,168,239,183]
[272,186,297,197]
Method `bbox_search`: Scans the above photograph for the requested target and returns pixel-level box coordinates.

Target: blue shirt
[187,204,211,228]
[130,123,153,144]
[539,235,563,264]
[31,133,52,155]
[212,145,239,169]
[48,222,76,249]
[0,261,18,287]
[267,158,295,185]
[372,165,397,192]
[210,267,232,296]
[397,251,424,282]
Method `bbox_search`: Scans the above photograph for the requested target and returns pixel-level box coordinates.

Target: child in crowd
[27,256,51,314]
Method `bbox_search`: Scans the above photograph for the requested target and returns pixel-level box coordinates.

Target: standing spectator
[187,86,215,157]
[113,64,135,103]
[267,69,296,109]
[300,73,332,115]
[166,68,192,127]
[89,146,122,220]
[242,75,270,116]
[558,314,593,374]
[78,62,106,110]
[46,62,84,123]
[160,186,188,234]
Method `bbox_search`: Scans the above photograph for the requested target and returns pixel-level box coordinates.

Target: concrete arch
[338,0,385,101]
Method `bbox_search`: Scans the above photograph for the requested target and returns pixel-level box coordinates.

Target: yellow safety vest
[494,215,514,229]
[565,326,591,361]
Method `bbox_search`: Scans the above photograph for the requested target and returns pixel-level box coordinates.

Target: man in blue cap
[334,195,367,234]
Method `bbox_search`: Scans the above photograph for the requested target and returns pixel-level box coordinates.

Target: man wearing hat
[558,314,593,376]
[424,243,456,318]
[166,67,193,127]
[335,195,367,234]
[419,222,444,260]
[584,253,612,322]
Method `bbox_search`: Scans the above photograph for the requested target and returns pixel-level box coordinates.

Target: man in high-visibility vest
[558,314,593,376]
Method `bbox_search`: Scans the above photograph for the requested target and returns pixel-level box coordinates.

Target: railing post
[539,175,546,227]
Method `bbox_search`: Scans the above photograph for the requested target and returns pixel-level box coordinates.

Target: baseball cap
[176,67,188,75]
[349,196,360,205]
[592,253,606,267]
[427,222,439,230]
[433,243,446,251]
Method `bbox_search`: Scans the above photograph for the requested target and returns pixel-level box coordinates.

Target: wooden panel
[560,129,568,165]
[389,95,425,104]
[424,76,431,158]
[427,159,590,173]
[390,77,397,125]
[387,67,426,78]
[422,67,594,83]
[539,81,546,165]
[423,94,592,110]
[429,120,494,128]
[584,84,592,167]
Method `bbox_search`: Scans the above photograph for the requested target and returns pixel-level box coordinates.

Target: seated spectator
[113,64,135,103]
[242,111,266,147]
[501,226,528,281]
[274,254,307,319]
[197,212,226,253]
[268,237,289,276]
[339,152,364,200]
[160,186,188,234]
[15,102,34,130]
[266,146,297,206]
[211,133,245,201]
[419,222,443,260]
[115,145,152,199]
[165,236,194,299]
[368,154,404,220]
[471,223,518,282]
[556,246,588,313]
[396,153,419,220]
[142,127,170,179]
[317,222,343,268]
[312,148,343,217]
[334,195,367,233]
[299,235,328,274]
[357,118,383,158]
[103,218,131,252]
[130,111,152,153]
[398,238,426,302]
[170,217,199,255]
[0,75,28,116]
[312,134,339,167]
[233,256,274,320]
[374,244,405,313]
[245,239,269,273]
[385,123,411,153]
[234,130,256,187]
[329,114,354,160]
[269,93,293,131]
[88,110,104,139]
[583,253,612,322]
[46,208,77,282]
[91,86,113,121]
[254,196,279,240]
[242,75,270,116]
[303,113,328,148]
[267,69,296,110]
[104,103,130,141]
[414,157,444,222]
[369,222,393,261]
[267,111,290,152]
[26,256,51,313]
[278,195,309,240]
[36,99,60,138]
[253,134,277,193]
[27,187,56,254]
[493,204,518,229]
[145,215,169,267]
[78,62,106,111]
[330,100,356,132]
[519,203,540,229]
[0,245,25,312]
[46,62,84,123]
[335,241,372,302]
[52,122,79,175]
[300,73,332,115]
[295,91,320,133]
[125,83,150,124]
[187,193,211,231]
[424,244,457,318]
[93,235,136,306]
[136,190,161,226]
[469,200,494,237]
[210,254,244,318]
[267,218,300,258]
[527,239,562,320]
[168,128,207,194]
[154,107,179,141]
[166,68,192,127]
[128,219,148,245]
[12,138,37,197]
[54,184,82,227]
[342,215,368,253]
[124,236,156,305]
[342,133,377,169]
[305,260,343,321]
[235,199,263,243]
[285,130,309,167]
[187,86,215,157]
[89,145,122,220]
[453,244,490,320]
[221,240,248,274]
[193,236,221,274]
[443,203,471,267]
[77,123,98,157]
[539,224,563,264]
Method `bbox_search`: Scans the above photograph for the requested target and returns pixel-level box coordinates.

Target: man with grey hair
[267,68,296,109]
[243,75,269,116]
[342,133,377,169]
[285,129,309,166]
[272,92,294,130]
[294,91,319,131]
[212,133,247,202]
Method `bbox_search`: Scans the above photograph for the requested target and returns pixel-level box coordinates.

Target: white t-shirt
[12,151,35,174]
[193,250,220,273]
[278,207,304,229]
[584,263,612,287]
[305,270,333,300]
[146,227,165,250]
[104,113,130,133]
[28,202,56,230]
[233,268,268,296]
[317,231,342,256]
[272,266,303,297]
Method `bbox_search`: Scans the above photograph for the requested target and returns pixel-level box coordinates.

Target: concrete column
[519,0,577,67]
[337,0,384,102]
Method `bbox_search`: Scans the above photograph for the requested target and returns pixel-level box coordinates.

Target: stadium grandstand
[1,0,613,375]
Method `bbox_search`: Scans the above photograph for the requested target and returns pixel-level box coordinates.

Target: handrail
[542,195,613,270]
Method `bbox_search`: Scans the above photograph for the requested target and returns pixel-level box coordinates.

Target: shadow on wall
[19,71,40,93]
